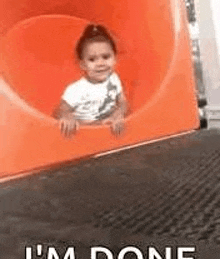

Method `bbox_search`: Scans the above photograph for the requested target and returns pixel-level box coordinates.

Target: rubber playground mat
[1,129,220,258]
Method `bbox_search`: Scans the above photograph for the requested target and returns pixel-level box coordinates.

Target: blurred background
[185,0,220,129]
[185,0,207,128]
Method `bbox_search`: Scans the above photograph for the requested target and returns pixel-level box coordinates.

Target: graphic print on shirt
[96,81,118,120]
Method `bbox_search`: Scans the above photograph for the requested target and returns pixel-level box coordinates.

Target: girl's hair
[76,24,117,60]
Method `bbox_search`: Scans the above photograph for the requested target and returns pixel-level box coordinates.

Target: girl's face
[80,41,116,83]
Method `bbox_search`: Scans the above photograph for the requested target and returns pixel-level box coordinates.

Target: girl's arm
[53,99,74,119]
[111,93,127,136]
[54,100,79,138]
[102,93,127,136]
[113,93,127,118]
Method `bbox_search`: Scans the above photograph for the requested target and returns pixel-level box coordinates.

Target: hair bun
[93,26,98,32]
[83,24,109,38]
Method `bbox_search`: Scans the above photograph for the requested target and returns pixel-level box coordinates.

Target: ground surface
[1,129,220,258]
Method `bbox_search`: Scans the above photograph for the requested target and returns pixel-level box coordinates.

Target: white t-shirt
[62,72,123,121]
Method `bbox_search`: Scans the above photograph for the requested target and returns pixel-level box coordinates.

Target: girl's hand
[101,109,126,136]
[55,100,79,138]
[59,118,79,138]
[110,117,125,136]
[110,110,126,136]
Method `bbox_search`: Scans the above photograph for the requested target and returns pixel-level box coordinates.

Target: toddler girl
[56,24,127,137]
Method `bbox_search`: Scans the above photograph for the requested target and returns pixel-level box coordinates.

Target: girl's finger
[59,120,66,135]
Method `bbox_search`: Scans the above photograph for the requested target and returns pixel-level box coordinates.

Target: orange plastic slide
[0,0,199,177]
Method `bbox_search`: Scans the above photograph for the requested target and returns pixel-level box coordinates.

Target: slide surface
[0,0,199,176]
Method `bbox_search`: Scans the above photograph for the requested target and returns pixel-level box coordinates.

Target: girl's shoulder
[64,77,88,91]
[67,77,86,87]
[62,77,88,103]
[110,72,122,88]
[110,72,120,79]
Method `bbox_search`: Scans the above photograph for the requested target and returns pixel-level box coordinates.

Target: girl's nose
[96,58,105,66]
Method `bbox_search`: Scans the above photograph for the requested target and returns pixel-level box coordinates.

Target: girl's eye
[103,54,110,60]
[89,58,95,62]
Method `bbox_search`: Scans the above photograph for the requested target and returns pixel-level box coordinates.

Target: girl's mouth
[96,68,109,73]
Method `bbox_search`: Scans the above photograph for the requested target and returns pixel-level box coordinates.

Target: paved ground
[1,129,220,258]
